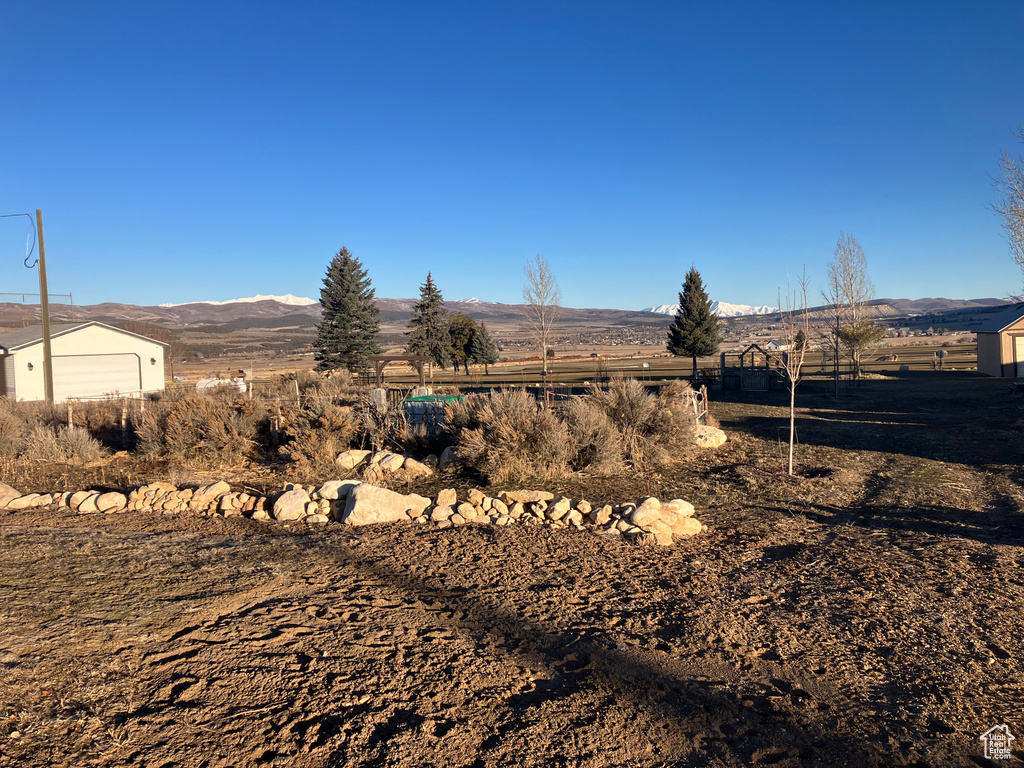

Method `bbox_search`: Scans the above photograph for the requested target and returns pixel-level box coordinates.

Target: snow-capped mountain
[159,294,318,308]
[458,297,485,304]
[642,301,778,318]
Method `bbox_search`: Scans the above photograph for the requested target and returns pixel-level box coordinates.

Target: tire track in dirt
[108,525,898,768]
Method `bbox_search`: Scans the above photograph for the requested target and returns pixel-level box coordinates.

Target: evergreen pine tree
[667,266,721,377]
[407,273,453,370]
[448,313,479,375]
[313,246,381,373]
[470,321,500,374]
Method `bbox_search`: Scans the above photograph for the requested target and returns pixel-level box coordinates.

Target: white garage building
[0,322,167,402]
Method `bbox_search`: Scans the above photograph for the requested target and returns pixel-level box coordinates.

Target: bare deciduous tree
[993,126,1024,289]
[779,270,810,476]
[824,232,884,382]
[522,254,562,374]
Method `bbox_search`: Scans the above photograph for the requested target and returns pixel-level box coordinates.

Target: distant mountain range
[642,301,779,317]
[0,294,1014,336]
[155,295,781,316]
[159,294,318,308]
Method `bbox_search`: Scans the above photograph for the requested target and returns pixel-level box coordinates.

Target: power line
[0,292,73,302]
[0,212,38,267]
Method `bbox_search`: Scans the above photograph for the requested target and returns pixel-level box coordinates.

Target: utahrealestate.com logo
[980,725,1015,761]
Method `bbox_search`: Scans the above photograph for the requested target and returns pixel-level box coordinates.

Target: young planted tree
[993,126,1024,290]
[313,246,381,373]
[471,320,500,374]
[448,312,479,376]
[667,266,721,378]
[824,233,884,382]
[522,254,562,374]
[779,270,810,476]
[407,273,453,373]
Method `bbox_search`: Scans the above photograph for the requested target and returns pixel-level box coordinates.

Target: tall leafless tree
[522,254,562,375]
[779,270,810,476]
[823,232,883,382]
[993,126,1024,290]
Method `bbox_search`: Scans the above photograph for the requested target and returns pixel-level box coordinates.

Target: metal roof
[971,303,1024,334]
[0,322,169,353]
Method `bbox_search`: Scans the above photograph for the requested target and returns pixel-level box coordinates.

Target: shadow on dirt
[715,373,1024,468]
[326,535,902,768]
[770,496,1024,549]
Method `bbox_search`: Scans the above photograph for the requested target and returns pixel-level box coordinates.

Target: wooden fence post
[273,397,281,447]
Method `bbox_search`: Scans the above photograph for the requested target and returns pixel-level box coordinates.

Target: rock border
[0,481,706,547]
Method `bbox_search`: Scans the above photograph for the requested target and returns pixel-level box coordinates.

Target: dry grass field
[2,371,1023,766]
[175,338,977,390]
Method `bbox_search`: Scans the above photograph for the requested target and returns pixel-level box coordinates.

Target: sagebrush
[446,380,699,482]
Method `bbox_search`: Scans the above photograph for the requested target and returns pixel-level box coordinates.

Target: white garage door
[1017,337,1024,378]
[53,354,141,401]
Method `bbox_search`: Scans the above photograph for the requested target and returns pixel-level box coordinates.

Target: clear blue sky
[1,1,1022,310]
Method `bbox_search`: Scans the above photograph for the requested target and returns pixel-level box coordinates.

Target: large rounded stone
[499,490,555,504]
[192,481,231,508]
[318,480,361,500]
[672,516,703,538]
[661,499,695,517]
[0,482,22,508]
[341,484,430,526]
[96,492,127,513]
[273,489,311,521]
[379,453,405,472]
[6,494,42,510]
[336,450,371,470]
[77,493,101,514]
[402,458,433,480]
[630,501,663,529]
[430,506,453,522]
[694,425,727,449]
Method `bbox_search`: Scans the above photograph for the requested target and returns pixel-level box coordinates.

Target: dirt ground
[2,371,1024,767]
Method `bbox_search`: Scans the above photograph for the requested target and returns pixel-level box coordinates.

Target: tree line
[312,247,499,377]
[311,237,888,382]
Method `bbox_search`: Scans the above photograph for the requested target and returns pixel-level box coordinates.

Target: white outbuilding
[973,303,1024,378]
[0,322,167,402]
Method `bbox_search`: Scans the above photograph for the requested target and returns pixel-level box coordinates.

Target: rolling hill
[0,295,1013,343]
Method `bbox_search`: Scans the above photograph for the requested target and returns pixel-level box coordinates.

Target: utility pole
[36,209,54,404]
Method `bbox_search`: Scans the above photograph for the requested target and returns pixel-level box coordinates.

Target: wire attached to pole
[0,212,38,267]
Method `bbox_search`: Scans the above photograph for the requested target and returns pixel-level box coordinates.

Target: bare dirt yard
[2,371,1023,767]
